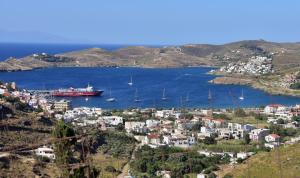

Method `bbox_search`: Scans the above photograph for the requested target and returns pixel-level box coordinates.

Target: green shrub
[105,165,117,172]
[203,137,216,145]
[290,83,300,89]
[234,108,246,117]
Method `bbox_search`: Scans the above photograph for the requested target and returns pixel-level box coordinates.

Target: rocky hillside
[1,40,300,72]
[219,142,300,178]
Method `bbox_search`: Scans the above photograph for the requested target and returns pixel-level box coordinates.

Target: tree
[276,118,285,124]
[6,82,16,91]
[292,116,300,122]
[105,165,117,172]
[102,111,112,116]
[290,82,300,89]
[191,121,202,131]
[244,133,251,144]
[234,108,246,117]
[254,113,267,121]
[203,137,216,145]
[52,120,76,177]
[147,162,159,175]
[236,158,244,163]
[213,113,230,120]
[208,172,217,178]
[221,153,231,164]
[115,123,124,131]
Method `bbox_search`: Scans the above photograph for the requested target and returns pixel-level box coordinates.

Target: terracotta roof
[270,134,281,138]
[267,104,284,108]
[147,134,160,139]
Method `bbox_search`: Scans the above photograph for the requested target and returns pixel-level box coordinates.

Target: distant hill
[0,29,93,44]
[2,40,300,97]
[1,40,300,71]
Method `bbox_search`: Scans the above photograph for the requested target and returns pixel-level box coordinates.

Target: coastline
[210,74,300,98]
[0,63,216,72]
[2,63,300,98]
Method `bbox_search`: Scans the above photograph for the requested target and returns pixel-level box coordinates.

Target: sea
[0,43,300,109]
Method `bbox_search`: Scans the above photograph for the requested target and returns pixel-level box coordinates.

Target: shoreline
[210,74,300,98]
[2,64,300,99]
[0,64,217,72]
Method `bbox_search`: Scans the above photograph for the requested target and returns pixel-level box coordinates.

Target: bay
[0,67,299,109]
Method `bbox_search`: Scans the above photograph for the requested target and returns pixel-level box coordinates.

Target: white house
[155,109,181,119]
[228,123,243,130]
[35,146,55,160]
[265,134,280,143]
[249,129,270,141]
[102,116,123,126]
[218,128,232,139]
[264,142,280,149]
[237,152,248,159]
[125,121,146,133]
[144,134,161,146]
[146,119,160,127]
[156,171,171,178]
[163,134,195,148]
[264,104,284,115]
[197,173,208,178]
[243,124,256,132]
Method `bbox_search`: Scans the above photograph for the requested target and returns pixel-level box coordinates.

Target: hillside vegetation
[222,143,300,178]
[1,40,300,71]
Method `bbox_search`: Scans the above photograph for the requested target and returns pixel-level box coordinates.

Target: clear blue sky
[0,0,299,45]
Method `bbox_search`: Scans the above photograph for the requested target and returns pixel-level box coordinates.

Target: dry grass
[92,153,128,178]
[221,143,300,178]
[227,115,269,128]
[0,154,60,177]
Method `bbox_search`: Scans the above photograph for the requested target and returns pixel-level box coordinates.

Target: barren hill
[1,40,300,72]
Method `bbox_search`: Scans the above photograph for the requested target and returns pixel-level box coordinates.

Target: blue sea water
[0,43,157,61]
[0,67,300,109]
[0,43,299,109]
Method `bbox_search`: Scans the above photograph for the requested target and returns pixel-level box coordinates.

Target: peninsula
[2,40,300,97]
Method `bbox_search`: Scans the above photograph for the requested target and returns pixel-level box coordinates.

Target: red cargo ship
[52,84,103,97]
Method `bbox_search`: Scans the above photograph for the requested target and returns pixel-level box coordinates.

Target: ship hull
[52,90,103,97]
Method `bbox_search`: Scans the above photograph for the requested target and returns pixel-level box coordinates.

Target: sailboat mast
[208,89,212,100]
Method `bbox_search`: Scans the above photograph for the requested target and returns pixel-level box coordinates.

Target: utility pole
[276,142,283,178]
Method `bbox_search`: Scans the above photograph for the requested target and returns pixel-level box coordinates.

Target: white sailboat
[106,88,116,102]
[185,92,190,102]
[128,76,133,86]
[134,88,142,102]
[239,89,244,100]
[208,89,212,100]
[162,88,167,100]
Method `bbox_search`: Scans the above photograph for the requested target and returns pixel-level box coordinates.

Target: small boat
[239,89,244,100]
[106,98,116,102]
[128,76,133,86]
[162,88,167,101]
[134,88,142,102]
[85,97,89,101]
[106,89,116,102]
[208,89,212,100]
[185,92,190,102]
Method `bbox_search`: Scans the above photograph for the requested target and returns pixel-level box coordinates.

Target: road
[117,143,142,178]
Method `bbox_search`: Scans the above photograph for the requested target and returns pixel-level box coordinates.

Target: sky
[0,0,300,45]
